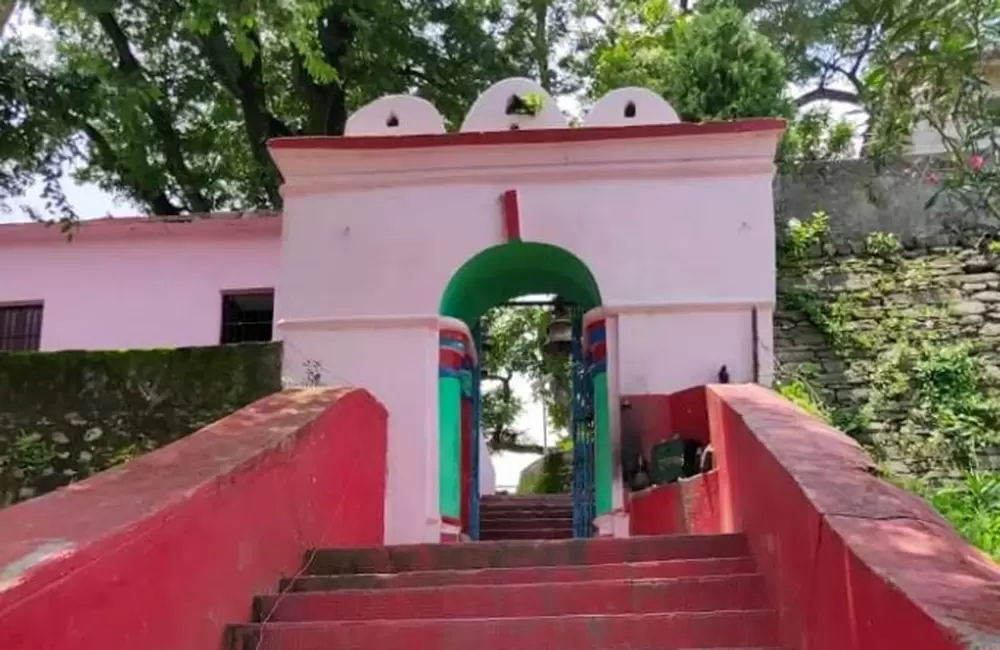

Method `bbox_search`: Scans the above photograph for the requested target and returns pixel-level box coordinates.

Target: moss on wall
[0,343,282,507]
[775,213,1000,478]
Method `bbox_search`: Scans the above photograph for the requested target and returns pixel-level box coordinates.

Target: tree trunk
[1,0,18,35]
[532,0,551,91]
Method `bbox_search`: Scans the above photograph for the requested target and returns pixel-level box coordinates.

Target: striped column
[438,319,476,543]
[584,314,612,516]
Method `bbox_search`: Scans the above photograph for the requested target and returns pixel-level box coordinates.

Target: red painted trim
[440,330,473,360]
[588,341,607,363]
[439,348,464,370]
[440,329,471,345]
[0,212,280,245]
[0,388,388,650]
[441,514,462,543]
[269,119,787,152]
[502,189,521,242]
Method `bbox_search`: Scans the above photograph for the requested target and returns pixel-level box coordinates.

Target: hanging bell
[542,315,573,358]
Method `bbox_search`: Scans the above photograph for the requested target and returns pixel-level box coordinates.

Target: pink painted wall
[0,219,280,351]
[0,388,387,650]
[0,215,500,546]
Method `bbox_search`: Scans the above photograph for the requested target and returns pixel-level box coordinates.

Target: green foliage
[906,472,1000,561]
[480,305,570,452]
[774,368,830,420]
[779,234,1000,561]
[0,342,281,506]
[510,91,547,116]
[778,209,830,268]
[661,6,792,121]
[868,342,1000,473]
[865,0,1000,221]
[517,450,571,494]
[703,0,883,112]
[779,237,1000,475]
[7,430,56,479]
[779,108,856,166]
[864,231,902,261]
[0,0,574,220]
[584,2,792,121]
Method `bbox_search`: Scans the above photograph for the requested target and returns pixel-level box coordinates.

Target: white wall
[280,322,442,544]
[274,127,781,543]
[479,434,496,496]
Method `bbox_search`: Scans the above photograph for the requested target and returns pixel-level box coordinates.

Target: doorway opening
[438,242,608,540]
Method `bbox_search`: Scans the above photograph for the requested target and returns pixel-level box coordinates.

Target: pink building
[0,214,282,352]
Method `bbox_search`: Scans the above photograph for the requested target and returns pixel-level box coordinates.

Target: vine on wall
[776,211,1000,478]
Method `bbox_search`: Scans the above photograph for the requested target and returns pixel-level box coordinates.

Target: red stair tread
[281,557,759,591]
[228,610,780,650]
[478,517,573,529]
[479,527,574,540]
[255,574,769,622]
[305,534,752,574]
[481,494,572,502]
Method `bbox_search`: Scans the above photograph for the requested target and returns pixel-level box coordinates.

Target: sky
[0,6,861,490]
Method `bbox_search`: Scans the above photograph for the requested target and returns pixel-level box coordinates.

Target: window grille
[220,291,274,344]
[0,304,43,351]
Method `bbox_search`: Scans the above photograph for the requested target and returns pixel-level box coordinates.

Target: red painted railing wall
[710,384,1000,650]
[626,384,1000,649]
[0,387,388,650]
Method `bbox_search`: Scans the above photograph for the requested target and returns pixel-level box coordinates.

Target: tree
[479,305,571,453]
[580,2,793,120]
[701,0,891,111]
[1,0,16,34]
[0,0,576,220]
[779,107,857,165]
[864,0,1000,221]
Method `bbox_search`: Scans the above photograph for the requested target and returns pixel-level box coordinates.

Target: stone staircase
[479,493,573,540]
[225,533,782,649]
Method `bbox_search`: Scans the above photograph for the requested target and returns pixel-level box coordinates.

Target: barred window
[0,304,43,351]
[220,291,274,344]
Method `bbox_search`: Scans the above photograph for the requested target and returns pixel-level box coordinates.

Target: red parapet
[628,471,721,537]
[0,388,388,650]
[707,383,1000,650]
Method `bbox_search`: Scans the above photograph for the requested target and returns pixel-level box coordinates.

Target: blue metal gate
[570,311,596,538]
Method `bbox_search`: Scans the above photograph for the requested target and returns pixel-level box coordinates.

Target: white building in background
[907,53,1000,156]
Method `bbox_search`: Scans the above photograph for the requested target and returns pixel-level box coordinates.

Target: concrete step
[281,557,759,592]
[479,516,574,530]
[479,505,573,517]
[255,574,769,622]
[481,494,572,504]
[227,610,780,650]
[304,534,752,574]
[479,527,574,540]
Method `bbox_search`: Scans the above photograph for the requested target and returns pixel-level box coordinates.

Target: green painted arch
[440,242,603,326]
